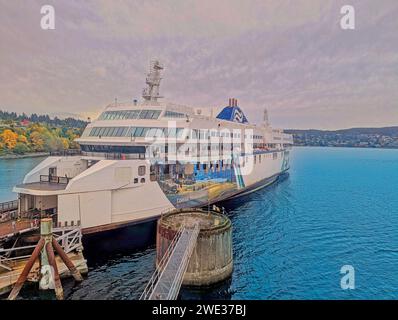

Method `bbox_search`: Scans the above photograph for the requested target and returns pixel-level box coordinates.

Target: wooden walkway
[0,220,38,240]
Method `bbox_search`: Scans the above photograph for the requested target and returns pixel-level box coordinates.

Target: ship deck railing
[39,175,70,184]
[49,149,82,156]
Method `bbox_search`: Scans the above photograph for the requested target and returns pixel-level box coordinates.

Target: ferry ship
[11,61,293,250]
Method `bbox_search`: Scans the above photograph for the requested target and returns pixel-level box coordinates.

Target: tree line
[0,110,87,128]
[0,110,87,155]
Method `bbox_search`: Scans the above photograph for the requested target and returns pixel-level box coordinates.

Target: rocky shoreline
[0,152,49,160]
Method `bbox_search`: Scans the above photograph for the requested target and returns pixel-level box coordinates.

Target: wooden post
[7,238,45,300]
[45,242,63,300]
[39,218,53,291]
[52,238,83,282]
[7,218,84,300]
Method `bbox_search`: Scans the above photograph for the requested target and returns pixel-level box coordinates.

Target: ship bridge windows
[88,126,187,139]
[89,126,129,137]
[80,145,146,154]
[139,110,161,119]
[98,109,161,120]
[164,111,186,118]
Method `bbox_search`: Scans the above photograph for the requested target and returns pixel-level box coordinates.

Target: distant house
[20,119,30,126]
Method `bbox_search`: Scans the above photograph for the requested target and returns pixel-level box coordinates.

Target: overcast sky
[0,0,397,129]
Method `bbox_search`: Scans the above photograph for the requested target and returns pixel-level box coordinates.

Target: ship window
[128,110,140,119]
[116,111,124,120]
[138,110,161,119]
[103,127,112,136]
[164,111,186,118]
[115,127,123,136]
[134,127,144,137]
[151,110,161,119]
[108,127,116,136]
[139,110,149,119]
[138,165,146,176]
[121,127,128,136]
[98,127,105,136]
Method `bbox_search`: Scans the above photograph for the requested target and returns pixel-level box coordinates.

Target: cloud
[0,0,397,129]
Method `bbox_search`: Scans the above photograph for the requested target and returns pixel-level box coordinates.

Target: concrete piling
[157,208,233,287]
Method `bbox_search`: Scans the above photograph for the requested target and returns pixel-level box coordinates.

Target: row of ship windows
[98,110,187,121]
[98,109,161,120]
[88,126,264,140]
[88,127,185,137]
[81,144,275,157]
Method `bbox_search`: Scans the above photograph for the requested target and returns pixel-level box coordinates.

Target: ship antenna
[263,108,269,127]
[142,60,164,102]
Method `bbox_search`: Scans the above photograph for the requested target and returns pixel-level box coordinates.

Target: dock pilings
[7,218,83,300]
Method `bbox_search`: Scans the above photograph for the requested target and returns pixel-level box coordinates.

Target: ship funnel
[228,98,239,107]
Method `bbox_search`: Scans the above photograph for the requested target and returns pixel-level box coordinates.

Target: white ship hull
[13,149,290,236]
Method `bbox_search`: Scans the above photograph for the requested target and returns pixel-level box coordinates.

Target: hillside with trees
[0,110,87,156]
[285,127,398,149]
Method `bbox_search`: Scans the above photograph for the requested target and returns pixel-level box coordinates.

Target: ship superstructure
[12,61,293,239]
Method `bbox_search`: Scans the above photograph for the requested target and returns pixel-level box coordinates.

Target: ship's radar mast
[263,108,270,127]
[142,60,164,102]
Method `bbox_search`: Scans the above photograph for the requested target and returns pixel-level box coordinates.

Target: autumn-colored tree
[0,116,83,154]
[18,134,28,144]
[0,129,18,149]
[30,131,45,151]
[61,138,69,150]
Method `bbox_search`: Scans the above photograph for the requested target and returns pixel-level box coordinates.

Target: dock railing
[140,226,183,300]
[52,226,83,254]
[0,200,18,214]
[0,225,83,271]
[140,223,200,300]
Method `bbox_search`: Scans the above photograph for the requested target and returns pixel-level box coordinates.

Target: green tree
[13,142,30,154]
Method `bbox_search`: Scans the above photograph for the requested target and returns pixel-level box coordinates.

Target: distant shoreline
[292,145,398,150]
[0,152,49,160]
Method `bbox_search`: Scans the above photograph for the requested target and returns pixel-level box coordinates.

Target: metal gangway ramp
[140,224,200,300]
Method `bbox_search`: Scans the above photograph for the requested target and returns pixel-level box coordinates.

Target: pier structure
[141,208,233,300]
[0,219,87,298]
[141,223,199,300]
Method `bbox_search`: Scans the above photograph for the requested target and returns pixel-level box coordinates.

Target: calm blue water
[0,157,45,202]
[2,147,398,299]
